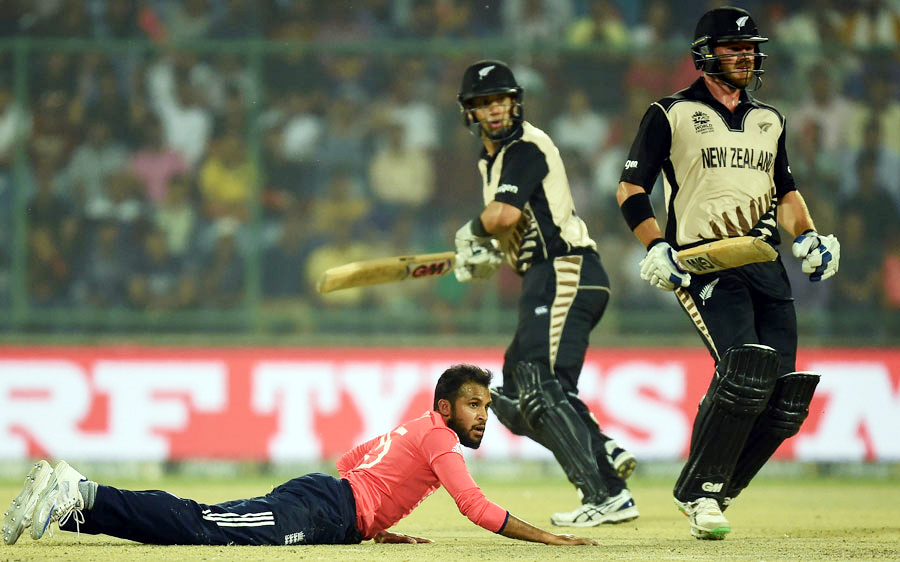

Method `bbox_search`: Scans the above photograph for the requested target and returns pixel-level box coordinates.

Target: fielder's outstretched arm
[500,514,599,545]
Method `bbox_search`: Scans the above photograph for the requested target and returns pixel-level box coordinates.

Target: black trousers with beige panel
[674,257,798,375]
[496,251,627,496]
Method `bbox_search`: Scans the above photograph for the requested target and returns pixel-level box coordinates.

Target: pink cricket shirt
[337,410,509,540]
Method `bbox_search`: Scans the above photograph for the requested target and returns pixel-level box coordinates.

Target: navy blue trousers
[60,473,362,545]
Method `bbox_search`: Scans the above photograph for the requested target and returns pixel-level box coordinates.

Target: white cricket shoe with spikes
[2,460,54,545]
[30,461,87,541]
[674,496,731,540]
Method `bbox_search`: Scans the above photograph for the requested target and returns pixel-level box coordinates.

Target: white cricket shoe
[30,461,87,540]
[605,440,637,480]
[2,460,54,545]
[674,496,730,540]
[551,489,639,527]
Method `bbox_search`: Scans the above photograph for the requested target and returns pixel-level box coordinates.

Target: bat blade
[316,251,456,294]
[677,236,777,274]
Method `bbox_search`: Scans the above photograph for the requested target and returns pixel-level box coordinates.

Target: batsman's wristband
[471,215,490,237]
[620,191,655,231]
[647,237,666,250]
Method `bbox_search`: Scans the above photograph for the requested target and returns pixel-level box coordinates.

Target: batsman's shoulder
[752,99,786,125]
[519,121,551,144]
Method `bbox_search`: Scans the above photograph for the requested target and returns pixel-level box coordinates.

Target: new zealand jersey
[620,78,796,249]
[478,121,596,274]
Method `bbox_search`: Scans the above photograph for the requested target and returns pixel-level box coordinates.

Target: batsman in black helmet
[453,59,638,527]
[615,7,840,539]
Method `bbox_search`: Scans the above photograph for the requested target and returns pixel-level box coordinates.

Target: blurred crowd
[0,0,898,337]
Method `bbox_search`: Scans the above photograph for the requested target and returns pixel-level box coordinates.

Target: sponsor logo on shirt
[758,121,772,133]
[624,159,638,170]
[497,183,519,195]
[692,111,714,134]
[534,305,548,316]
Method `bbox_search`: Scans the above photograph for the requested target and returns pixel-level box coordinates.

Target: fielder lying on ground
[3,364,598,547]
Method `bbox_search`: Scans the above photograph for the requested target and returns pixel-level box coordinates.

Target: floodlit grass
[2,468,899,561]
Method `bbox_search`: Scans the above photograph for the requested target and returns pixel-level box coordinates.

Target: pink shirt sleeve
[423,430,509,533]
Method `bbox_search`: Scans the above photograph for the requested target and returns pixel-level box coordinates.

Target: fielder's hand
[373,530,434,544]
[454,221,503,282]
[792,230,840,282]
[549,534,601,546]
[640,239,691,291]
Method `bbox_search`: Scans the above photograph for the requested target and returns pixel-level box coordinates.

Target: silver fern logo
[478,65,495,79]
[699,278,720,305]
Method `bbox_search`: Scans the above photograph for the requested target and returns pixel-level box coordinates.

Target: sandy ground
[2,471,898,561]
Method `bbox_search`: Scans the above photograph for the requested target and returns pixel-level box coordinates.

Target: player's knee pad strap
[712,344,781,417]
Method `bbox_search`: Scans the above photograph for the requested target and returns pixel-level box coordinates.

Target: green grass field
[2,468,899,562]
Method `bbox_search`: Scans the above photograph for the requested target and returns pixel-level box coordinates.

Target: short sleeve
[773,124,797,198]
[619,103,671,193]
[494,141,549,208]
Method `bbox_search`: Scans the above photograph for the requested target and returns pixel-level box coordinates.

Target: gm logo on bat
[683,254,716,272]
[407,258,453,279]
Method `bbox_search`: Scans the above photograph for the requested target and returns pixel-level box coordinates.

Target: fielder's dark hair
[433,364,493,410]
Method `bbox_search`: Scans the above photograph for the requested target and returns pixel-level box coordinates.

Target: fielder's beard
[447,409,484,449]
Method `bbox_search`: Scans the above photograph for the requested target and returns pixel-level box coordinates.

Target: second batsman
[452,59,637,527]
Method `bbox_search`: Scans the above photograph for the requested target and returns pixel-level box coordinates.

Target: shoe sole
[2,460,54,546]
[613,454,637,480]
[550,505,640,527]
[675,499,730,540]
[602,505,640,525]
[691,525,731,540]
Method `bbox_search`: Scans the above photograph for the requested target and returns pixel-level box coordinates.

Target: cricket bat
[316,251,456,294]
[676,236,777,274]
[315,237,776,293]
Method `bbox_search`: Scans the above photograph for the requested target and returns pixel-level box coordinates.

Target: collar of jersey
[688,77,759,111]
[479,122,525,161]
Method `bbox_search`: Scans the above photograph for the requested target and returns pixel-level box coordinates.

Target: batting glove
[640,239,691,291]
[792,230,840,282]
[454,220,503,283]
